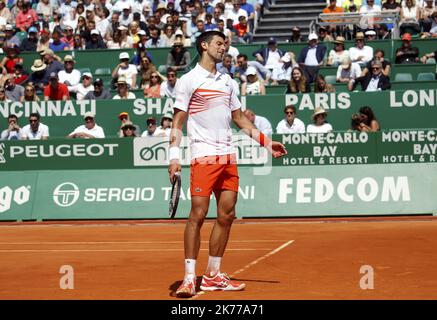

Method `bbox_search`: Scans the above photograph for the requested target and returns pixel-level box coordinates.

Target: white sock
[206,256,221,276]
[184,259,196,280]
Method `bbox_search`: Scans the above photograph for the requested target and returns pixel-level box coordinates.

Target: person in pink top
[15,2,38,32]
[169,30,287,298]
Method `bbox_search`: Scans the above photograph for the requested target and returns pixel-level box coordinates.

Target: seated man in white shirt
[72,72,94,100]
[160,67,178,98]
[68,112,105,139]
[349,32,374,66]
[153,113,173,137]
[141,117,158,137]
[276,105,305,134]
[21,113,49,140]
[336,57,362,83]
[243,108,273,136]
[58,55,81,94]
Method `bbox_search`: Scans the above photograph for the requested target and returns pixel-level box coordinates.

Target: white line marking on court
[0,240,284,245]
[0,248,273,253]
[189,240,294,300]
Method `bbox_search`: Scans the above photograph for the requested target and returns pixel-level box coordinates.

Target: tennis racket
[169,172,181,219]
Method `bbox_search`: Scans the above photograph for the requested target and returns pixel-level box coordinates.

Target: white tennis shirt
[173,63,241,160]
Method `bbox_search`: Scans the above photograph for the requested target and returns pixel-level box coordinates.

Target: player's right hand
[168,160,181,183]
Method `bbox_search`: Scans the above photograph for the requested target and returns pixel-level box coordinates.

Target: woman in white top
[306,106,333,133]
[400,0,420,34]
[327,36,350,67]
[241,66,265,96]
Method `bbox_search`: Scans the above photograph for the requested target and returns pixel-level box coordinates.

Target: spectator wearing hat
[160,67,178,98]
[4,24,20,49]
[120,121,137,138]
[336,57,362,83]
[72,72,94,100]
[44,72,70,101]
[58,55,81,92]
[112,52,138,89]
[143,71,162,98]
[348,60,391,91]
[378,24,391,39]
[84,78,112,100]
[365,29,377,41]
[119,2,134,27]
[241,66,265,96]
[276,105,306,134]
[297,33,327,83]
[0,46,23,74]
[395,33,419,64]
[117,112,141,137]
[20,83,39,102]
[154,113,173,137]
[233,15,253,44]
[21,112,50,140]
[19,26,38,52]
[29,59,47,92]
[41,48,64,84]
[317,26,334,42]
[141,117,158,137]
[289,26,303,43]
[49,29,70,52]
[163,40,191,73]
[327,36,349,66]
[86,29,107,49]
[12,63,28,85]
[4,74,24,101]
[349,32,373,65]
[15,1,38,32]
[68,112,105,139]
[307,106,333,133]
[113,77,136,99]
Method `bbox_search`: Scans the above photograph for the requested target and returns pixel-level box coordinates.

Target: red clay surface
[0,217,437,300]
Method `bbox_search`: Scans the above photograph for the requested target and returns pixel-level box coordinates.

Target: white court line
[0,240,284,245]
[190,240,294,300]
[0,248,273,253]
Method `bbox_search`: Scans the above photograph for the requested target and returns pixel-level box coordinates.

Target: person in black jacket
[19,26,38,52]
[297,33,327,83]
[395,33,419,64]
[348,60,391,92]
[85,30,107,49]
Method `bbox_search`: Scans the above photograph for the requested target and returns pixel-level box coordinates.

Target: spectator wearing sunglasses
[112,52,138,89]
[21,112,49,140]
[276,105,305,134]
[163,40,191,73]
[84,78,111,100]
[120,121,137,138]
[20,84,39,102]
[68,112,105,139]
[348,60,391,92]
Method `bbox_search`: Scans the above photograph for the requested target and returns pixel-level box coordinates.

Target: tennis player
[168,30,287,298]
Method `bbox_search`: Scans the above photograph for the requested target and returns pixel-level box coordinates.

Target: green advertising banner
[2,163,437,221]
[0,89,436,138]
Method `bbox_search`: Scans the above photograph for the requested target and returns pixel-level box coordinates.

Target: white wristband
[168,146,180,161]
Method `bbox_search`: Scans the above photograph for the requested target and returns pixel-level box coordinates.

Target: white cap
[86,4,95,11]
[83,111,95,119]
[117,25,128,31]
[90,29,99,35]
[82,72,93,79]
[365,30,376,36]
[308,33,318,41]
[119,52,130,60]
[121,2,130,9]
[246,66,257,76]
[175,29,183,36]
[137,30,146,36]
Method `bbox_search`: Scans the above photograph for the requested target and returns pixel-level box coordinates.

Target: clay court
[0,216,437,300]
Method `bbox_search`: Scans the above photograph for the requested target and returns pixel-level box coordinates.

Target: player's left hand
[269,141,287,158]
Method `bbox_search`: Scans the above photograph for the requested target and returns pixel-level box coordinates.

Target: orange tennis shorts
[190,154,239,197]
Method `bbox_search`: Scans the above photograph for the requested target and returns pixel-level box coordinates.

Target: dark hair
[351,113,362,131]
[284,105,296,114]
[29,112,40,120]
[195,30,225,55]
[237,53,248,60]
[166,67,177,75]
[8,114,18,121]
[374,49,385,57]
[359,106,376,125]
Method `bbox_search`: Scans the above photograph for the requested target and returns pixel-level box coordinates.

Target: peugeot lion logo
[53,182,80,207]
[0,143,5,164]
